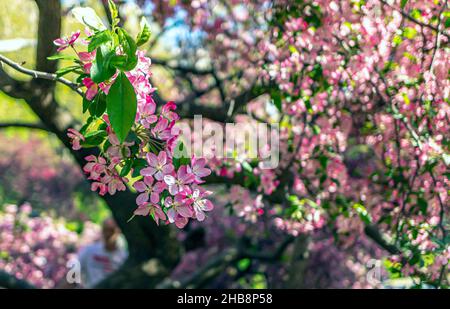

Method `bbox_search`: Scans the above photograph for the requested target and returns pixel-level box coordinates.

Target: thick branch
[364,225,400,255]
[178,83,271,122]
[0,121,50,132]
[152,58,213,76]
[0,270,36,289]
[158,236,294,289]
[0,64,28,99]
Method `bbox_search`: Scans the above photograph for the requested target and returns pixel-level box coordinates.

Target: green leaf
[237,258,251,271]
[402,27,417,39]
[109,54,127,67]
[79,116,94,135]
[288,45,298,54]
[82,97,92,114]
[417,197,428,215]
[241,161,253,173]
[119,160,132,177]
[47,54,78,61]
[81,130,107,147]
[353,203,372,225]
[88,93,107,117]
[72,7,107,31]
[172,141,190,168]
[108,0,120,27]
[443,153,450,166]
[132,158,147,177]
[271,91,282,112]
[136,17,151,46]
[113,28,137,71]
[90,44,116,83]
[106,72,137,143]
[88,30,112,52]
[400,0,408,9]
[56,65,80,77]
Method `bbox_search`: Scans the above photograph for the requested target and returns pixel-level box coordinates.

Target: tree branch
[0,270,36,289]
[157,236,294,289]
[0,54,83,96]
[151,58,213,76]
[364,224,400,255]
[0,63,28,99]
[0,121,51,132]
[379,0,450,40]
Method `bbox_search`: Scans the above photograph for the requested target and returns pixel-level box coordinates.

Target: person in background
[77,218,128,288]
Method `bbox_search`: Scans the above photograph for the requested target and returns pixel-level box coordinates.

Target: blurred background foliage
[0,0,109,224]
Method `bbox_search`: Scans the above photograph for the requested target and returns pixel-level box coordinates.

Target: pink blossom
[82,78,98,100]
[165,194,194,227]
[67,128,85,150]
[78,51,96,73]
[83,155,107,180]
[139,100,158,128]
[189,156,211,184]
[106,133,133,160]
[133,203,166,225]
[53,30,81,51]
[91,181,108,196]
[151,117,173,140]
[103,175,127,195]
[133,176,166,205]
[161,101,180,121]
[164,166,195,195]
[189,188,214,221]
[140,151,174,181]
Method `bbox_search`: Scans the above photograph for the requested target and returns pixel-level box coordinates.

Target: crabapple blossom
[67,129,85,151]
[60,14,215,229]
[140,151,174,181]
[133,176,165,205]
[164,166,196,195]
[53,30,80,51]
[189,156,211,184]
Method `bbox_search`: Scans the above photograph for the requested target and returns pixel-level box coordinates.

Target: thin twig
[0,54,83,96]
[379,0,450,40]
[0,121,51,132]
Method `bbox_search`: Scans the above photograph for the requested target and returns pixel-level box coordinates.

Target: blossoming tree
[0,0,448,288]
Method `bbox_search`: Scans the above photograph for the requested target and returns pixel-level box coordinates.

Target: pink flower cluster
[62,31,214,228]
[133,156,213,228]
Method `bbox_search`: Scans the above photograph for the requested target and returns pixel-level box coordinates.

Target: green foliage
[113,28,138,71]
[47,54,78,61]
[90,44,116,83]
[88,30,112,52]
[108,0,120,27]
[136,17,151,46]
[72,7,107,31]
[106,72,137,143]
[56,65,81,77]
[172,141,190,168]
[400,0,408,9]
[353,203,372,225]
[271,90,282,112]
[119,159,133,177]
[81,129,107,148]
